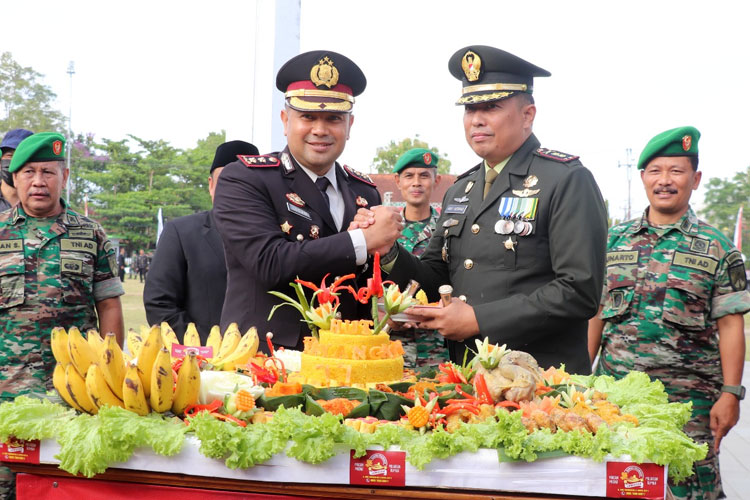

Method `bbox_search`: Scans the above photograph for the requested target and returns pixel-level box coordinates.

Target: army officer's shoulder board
[535,148,580,163]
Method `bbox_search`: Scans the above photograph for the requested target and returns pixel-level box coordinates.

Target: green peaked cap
[393,148,439,174]
[8,132,66,173]
[637,126,700,170]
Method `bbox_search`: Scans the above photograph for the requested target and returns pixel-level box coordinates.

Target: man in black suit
[213,50,402,350]
[144,140,259,342]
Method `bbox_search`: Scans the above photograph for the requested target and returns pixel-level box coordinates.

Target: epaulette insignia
[535,148,580,163]
[457,164,481,181]
[343,165,375,186]
[238,154,280,168]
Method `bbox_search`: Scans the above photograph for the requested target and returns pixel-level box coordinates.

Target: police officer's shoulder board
[343,165,375,186]
[535,148,580,163]
[456,164,481,181]
[238,154,281,168]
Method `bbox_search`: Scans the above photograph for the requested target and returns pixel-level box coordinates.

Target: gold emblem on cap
[53,140,63,155]
[682,135,692,151]
[310,56,339,89]
[461,51,482,82]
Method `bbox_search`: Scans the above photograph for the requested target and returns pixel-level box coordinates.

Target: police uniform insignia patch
[281,152,295,173]
[728,263,747,291]
[454,196,469,203]
[512,188,541,197]
[310,56,339,88]
[286,193,305,207]
[343,165,375,186]
[534,148,580,163]
[442,218,459,228]
[238,155,280,168]
[310,225,320,239]
[356,196,368,207]
[286,203,311,220]
[445,204,468,214]
[689,237,710,254]
[280,221,293,234]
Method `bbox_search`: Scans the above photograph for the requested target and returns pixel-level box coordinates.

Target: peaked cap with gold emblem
[276,50,366,113]
[448,45,550,105]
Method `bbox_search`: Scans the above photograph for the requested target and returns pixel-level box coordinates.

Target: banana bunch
[50,323,203,417]
[208,324,260,371]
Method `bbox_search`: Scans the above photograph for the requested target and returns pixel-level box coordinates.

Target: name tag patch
[68,229,94,239]
[287,202,312,220]
[673,251,718,275]
[61,258,83,274]
[445,204,468,214]
[607,250,638,266]
[60,239,96,255]
[0,239,23,253]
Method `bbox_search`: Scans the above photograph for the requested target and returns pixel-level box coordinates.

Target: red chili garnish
[184,399,223,417]
[496,401,521,410]
[474,373,494,404]
[213,413,247,427]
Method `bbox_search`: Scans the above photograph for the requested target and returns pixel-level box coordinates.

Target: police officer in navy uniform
[213,50,402,350]
[367,46,608,374]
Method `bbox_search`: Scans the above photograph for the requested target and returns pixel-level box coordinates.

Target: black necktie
[315,176,331,207]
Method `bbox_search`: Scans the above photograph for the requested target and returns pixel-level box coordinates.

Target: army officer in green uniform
[361,46,608,375]
[589,127,749,500]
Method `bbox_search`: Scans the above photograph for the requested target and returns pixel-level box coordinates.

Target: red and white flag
[733,205,743,252]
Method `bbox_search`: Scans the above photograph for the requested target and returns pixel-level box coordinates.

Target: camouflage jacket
[0,203,124,401]
[595,206,750,399]
[397,206,440,257]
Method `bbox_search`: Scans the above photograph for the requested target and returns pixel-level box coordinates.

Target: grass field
[122,277,750,359]
[121,277,148,332]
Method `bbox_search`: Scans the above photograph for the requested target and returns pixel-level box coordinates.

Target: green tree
[0,52,65,132]
[371,136,452,174]
[700,166,750,250]
[69,132,224,250]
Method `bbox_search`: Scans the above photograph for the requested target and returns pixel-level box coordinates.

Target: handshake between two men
[347,205,481,342]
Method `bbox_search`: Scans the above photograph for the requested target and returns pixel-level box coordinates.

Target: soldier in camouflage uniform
[388,148,449,370]
[589,127,750,500]
[0,133,124,499]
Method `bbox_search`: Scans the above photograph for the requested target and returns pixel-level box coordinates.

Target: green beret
[393,148,439,174]
[9,132,66,173]
[637,126,700,170]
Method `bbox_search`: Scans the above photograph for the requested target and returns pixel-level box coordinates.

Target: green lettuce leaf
[0,396,75,442]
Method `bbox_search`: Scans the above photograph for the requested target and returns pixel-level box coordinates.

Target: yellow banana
[87,328,105,357]
[126,328,143,358]
[149,347,174,412]
[50,327,72,366]
[139,325,150,338]
[214,323,241,362]
[205,325,222,358]
[123,350,133,364]
[215,327,259,371]
[85,364,124,410]
[100,332,126,399]
[65,364,98,415]
[67,326,98,378]
[136,325,163,398]
[161,322,180,360]
[53,363,84,412]
[172,351,201,416]
[122,362,150,416]
[183,323,201,347]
